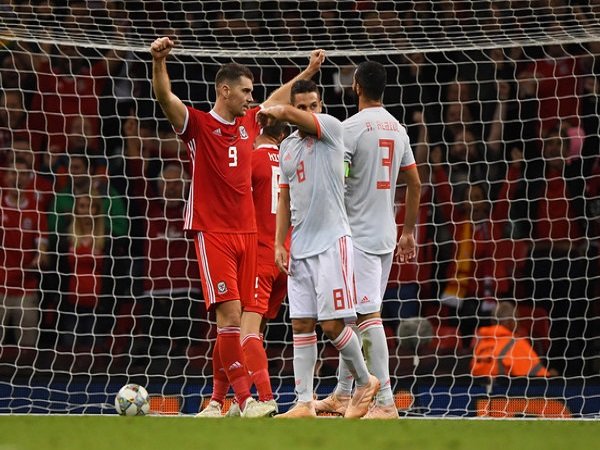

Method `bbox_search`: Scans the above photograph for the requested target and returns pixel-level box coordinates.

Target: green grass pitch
[0,416,598,450]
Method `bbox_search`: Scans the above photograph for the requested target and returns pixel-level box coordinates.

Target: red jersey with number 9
[178,105,261,233]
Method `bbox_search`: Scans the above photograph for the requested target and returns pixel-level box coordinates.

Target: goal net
[0,0,599,418]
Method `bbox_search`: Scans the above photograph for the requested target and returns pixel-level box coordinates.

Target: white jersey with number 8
[343,106,415,255]
[279,113,351,259]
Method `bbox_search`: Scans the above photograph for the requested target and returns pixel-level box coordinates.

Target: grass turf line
[0,416,598,450]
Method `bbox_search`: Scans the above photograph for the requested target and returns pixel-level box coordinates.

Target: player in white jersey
[315,61,422,419]
[259,79,379,418]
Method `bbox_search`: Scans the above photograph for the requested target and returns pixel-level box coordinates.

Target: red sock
[218,327,252,407]
[210,332,229,404]
[242,334,273,402]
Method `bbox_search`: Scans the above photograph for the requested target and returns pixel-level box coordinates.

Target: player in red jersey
[0,157,49,351]
[251,122,291,326]
[212,123,291,418]
[245,122,291,405]
[150,37,323,418]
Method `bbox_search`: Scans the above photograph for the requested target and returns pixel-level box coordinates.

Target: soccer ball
[114,383,150,416]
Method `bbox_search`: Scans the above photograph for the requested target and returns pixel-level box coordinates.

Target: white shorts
[288,236,356,321]
[353,248,393,315]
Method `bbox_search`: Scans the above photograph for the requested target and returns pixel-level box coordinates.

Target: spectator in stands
[478,48,516,119]
[522,44,583,133]
[47,150,129,348]
[384,111,447,324]
[11,139,54,214]
[0,43,37,102]
[484,77,539,197]
[440,182,511,347]
[439,102,473,150]
[505,68,542,157]
[132,161,201,357]
[395,52,439,144]
[0,157,49,351]
[579,52,600,332]
[446,127,486,203]
[0,90,30,158]
[28,42,125,155]
[585,156,600,367]
[55,190,109,352]
[47,149,128,243]
[580,67,600,177]
[117,111,201,357]
[471,301,557,378]
[523,126,590,377]
[445,79,478,124]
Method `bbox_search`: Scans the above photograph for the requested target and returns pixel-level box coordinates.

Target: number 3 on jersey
[228,146,238,167]
[377,139,394,190]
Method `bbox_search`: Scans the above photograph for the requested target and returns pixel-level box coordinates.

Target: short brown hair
[215,63,254,87]
[262,121,290,141]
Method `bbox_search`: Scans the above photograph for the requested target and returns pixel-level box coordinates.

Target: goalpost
[0,1,599,417]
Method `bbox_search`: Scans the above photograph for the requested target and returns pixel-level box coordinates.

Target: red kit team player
[251,123,291,330]
[245,123,291,405]
[211,123,291,418]
[150,37,323,418]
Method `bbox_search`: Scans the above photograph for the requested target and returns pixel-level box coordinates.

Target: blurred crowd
[0,0,599,380]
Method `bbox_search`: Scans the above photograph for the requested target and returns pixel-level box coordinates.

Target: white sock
[334,324,360,396]
[292,332,317,403]
[334,358,354,396]
[331,326,369,386]
[359,318,394,405]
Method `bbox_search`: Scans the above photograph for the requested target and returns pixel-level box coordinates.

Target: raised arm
[259,105,320,136]
[150,37,187,131]
[261,49,325,108]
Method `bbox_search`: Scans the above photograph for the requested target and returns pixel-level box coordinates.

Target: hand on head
[258,105,285,128]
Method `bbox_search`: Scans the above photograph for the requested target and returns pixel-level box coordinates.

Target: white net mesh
[3,1,600,55]
[0,1,599,417]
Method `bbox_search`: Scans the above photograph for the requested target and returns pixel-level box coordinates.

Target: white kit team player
[259,79,380,419]
[315,61,421,419]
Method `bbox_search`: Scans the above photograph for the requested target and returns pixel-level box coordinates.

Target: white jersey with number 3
[343,106,415,254]
[279,113,351,259]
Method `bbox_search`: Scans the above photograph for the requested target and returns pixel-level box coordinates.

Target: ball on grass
[114,383,150,416]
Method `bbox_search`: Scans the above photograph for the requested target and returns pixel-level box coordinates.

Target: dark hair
[354,61,386,101]
[262,121,290,140]
[68,146,90,169]
[290,79,320,103]
[215,63,254,87]
[14,155,28,166]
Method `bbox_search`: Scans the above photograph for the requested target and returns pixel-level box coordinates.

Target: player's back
[343,106,415,254]
[252,144,281,261]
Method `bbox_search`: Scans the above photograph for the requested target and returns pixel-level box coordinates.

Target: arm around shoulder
[259,105,320,137]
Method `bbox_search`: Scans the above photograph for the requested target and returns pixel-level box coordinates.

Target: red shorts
[194,232,257,311]
[253,262,288,319]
